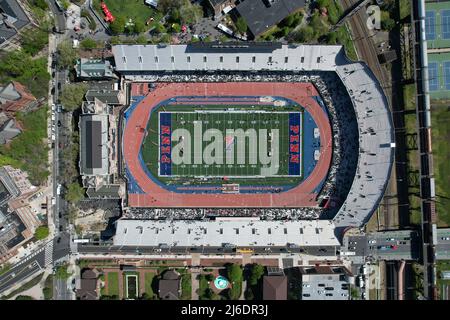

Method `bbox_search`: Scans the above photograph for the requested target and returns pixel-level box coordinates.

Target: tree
[60,83,88,111]
[292,26,315,42]
[15,295,34,300]
[249,264,264,286]
[0,50,50,98]
[68,206,78,224]
[66,182,85,203]
[34,226,49,240]
[326,31,338,44]
[381,11,396,31]
[55,264,71,280]
[21,27,49,56]
[179,2,203,25]
[57,41,78,70]
[136,34,148,44]
[134,21,146,34]
[110,16,126,34]
[227,264,243,282]
[140,293,152,300]
[80,38,97,50]
[32,0,48,10]
[245,288,254,300]
[171,23,181,33]
[61,0,70,10]
[281,14,295,27]
[152,22,166,34]
[235,17,248,34]
[43,287,52,300]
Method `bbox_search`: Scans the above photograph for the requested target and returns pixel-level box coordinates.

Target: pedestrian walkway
[191,253,200,266]
[240,280,247,300]
[191,268,200,300]
[44,241,53,267]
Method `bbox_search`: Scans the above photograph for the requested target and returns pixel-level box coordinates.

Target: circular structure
[123,82,333,208]
[214,276,229,290]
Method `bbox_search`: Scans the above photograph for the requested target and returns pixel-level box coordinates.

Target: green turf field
[141,104,303,186]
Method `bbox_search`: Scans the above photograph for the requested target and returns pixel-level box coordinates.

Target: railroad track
[340,0,389,88]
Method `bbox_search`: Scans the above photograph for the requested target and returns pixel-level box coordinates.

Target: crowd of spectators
[122,71,360,221]
[123,207,322,220]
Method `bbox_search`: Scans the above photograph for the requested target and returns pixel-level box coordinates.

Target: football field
[141,105,303,184]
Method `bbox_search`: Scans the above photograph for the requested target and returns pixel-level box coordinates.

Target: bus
[73,238,90,243]
[236,248,254,254]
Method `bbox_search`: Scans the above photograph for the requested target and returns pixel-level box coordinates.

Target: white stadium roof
[112,43,346,72]
[113,219,339,247]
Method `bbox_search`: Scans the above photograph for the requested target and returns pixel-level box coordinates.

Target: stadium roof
[112,44,346,73]
[112,43,394,229]
[113,219,339,247]
[332,63,394,227]
[79,114,109,176]
[236,0,306,37]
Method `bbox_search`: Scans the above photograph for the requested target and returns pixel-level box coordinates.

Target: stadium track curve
[124,82,332,208]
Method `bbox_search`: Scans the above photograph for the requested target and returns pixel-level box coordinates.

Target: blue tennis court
[428,62,439,91]
[426,10,436,40]
[442,10,450,39]
[444,61,450,90]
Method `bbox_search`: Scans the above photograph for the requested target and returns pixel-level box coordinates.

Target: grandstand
[112,42,394,235]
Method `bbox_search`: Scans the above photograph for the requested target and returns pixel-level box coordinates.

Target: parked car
[368,239,376,244]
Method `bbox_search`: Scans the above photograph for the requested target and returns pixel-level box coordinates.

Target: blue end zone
[288,113,301,176]
[159,112,172,176]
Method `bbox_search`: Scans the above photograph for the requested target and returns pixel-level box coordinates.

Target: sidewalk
[191,268,200,300]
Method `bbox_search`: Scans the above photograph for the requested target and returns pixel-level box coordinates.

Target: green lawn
[93,0,161,27]
[431,104,450,226]
[144,272,155,297]
[198,274,210,300]
[436,260,450,300]
[337,24,358,61]
[180,273,191,300]
[107,272,119,296]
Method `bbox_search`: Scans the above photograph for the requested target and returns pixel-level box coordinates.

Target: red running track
[124,82,332,208]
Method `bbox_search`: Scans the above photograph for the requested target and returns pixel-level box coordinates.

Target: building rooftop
[299,266,351,300]
[113,219,339,247]
[75,58,115,79]
[0,0,30,46]
[236,0,305,37]
[263,275,287,300]
[79,114,109,176]
[159,270,180,300]
[85,90,123,105]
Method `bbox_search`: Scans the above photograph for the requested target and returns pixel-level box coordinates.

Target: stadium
[111,42,395,246]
